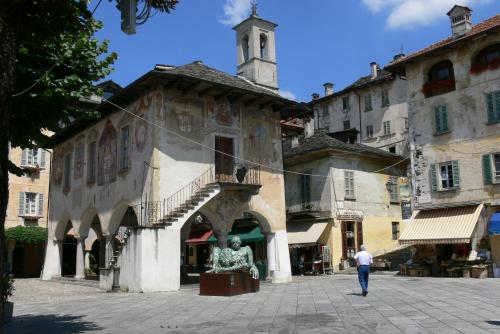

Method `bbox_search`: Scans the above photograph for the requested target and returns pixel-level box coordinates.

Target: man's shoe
[362,291,368,296]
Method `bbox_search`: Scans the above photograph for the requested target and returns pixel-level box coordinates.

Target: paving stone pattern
[6,276,500,334]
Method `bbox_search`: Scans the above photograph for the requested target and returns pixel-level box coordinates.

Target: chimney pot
[312,93,320,100]
[447,5,473,38]
[370,62,378,79]
[323,82,334,96]
[393,53,405,62]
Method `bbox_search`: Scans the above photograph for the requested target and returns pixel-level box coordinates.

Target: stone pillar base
[99,268,114,292]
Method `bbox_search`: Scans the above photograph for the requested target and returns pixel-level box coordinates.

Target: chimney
[311,93,320,100]
[323,82,334,96]
[447,5,472,38]
[393,53,405,62]
[370,62,378,79]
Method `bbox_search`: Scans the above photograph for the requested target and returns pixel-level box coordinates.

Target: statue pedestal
[200,272,259,296]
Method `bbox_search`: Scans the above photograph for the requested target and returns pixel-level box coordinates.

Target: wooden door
[215,136,234,182]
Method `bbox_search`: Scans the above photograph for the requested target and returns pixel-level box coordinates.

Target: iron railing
[286,199,323,213]
[130,164,261,226]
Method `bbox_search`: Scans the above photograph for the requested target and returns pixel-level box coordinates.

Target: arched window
[260,34,268,59]
[471,44,500,75]
[242,35,249,62]
[422,60,455,98]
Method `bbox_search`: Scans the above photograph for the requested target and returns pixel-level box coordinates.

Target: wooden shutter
[430,164,438,191]
[18,192,25,216]
[486,93,495,123]
[452,160,460,188]
[21,149,27,166]
[37,193,44,216]
[356,222,363,251]
[39,149,46,168]
[441,106,449,132]
[483,154,493,185]
[434,107,442,133]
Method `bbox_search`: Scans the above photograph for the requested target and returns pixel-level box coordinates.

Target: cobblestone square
[6,275,500,334]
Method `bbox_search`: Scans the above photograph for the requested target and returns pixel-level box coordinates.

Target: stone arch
[79,206,100,238]
[54,212,74,241]
[106,201,133,236]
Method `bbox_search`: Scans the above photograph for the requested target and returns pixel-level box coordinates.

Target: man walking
[354,245,373,296]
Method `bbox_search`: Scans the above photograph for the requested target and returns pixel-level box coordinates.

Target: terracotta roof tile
[389,14,500,66]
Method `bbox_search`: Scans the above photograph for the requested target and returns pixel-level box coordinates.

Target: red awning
[186,230,213,245]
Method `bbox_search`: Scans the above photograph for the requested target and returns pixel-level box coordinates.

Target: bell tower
[233,2,278,92]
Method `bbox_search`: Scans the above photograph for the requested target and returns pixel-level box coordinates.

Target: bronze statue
[208,236,259,279]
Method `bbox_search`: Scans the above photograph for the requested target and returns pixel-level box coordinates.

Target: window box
[422,79,456,98]
[470,57,500,75]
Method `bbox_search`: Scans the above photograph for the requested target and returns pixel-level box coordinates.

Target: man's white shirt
[354,251,373,265]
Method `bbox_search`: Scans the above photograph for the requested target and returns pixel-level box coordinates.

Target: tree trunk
[0,9,16,333]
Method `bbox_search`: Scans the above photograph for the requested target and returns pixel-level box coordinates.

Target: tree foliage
[5,226,48,245]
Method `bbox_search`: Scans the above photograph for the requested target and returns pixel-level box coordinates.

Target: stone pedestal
[200,272,259,296]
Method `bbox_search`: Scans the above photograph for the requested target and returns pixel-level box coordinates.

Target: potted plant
[2,275,14,322]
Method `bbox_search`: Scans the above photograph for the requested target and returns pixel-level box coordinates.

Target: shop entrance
[341,221,363,262]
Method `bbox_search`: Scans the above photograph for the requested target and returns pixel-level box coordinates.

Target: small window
[342,96,350,110]
[486,91,500,124]
[389,146,396,154]
[474,44,500,66]
[483,153,500,185]
[343,120,350,130]
[423,60,455,97]
[87,141,97,183]
[434,105,449,134]
[383,121,391,135]
[405,117,409,130]
[322,105,328,117]
[392,222,400,240]
[63,153,71,191]
[21,148,46,169]
[344,171,355,200]
[366,125,373,139]
[388,176,399,203]
[431,160,460,191]
[381,89,389,107]
[260,34,268,59]
[364,95,372,112]
[119,125,130,171]
[242,35,249,62]
[178,114,193,133]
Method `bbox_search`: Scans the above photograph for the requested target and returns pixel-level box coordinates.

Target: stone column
[6,240,16,274]
[41,239,62,280]
[75,237,86,279]
[84,251,90,271]
[266,233,276,280]
[105,234,114,268]
[214,230,228,248]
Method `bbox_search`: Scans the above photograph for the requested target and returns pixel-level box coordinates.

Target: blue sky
[93,0,499,102]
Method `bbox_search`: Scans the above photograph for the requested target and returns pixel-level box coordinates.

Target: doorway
[215,136,234,182]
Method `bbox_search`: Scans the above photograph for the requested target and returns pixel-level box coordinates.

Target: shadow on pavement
[486,320,500,326]
[346,292,363,296]
[5,314,102,334]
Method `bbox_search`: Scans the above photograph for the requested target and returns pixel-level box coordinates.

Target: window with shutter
[21,149,27,166]
[299,173,311,204]
[435,161,460,191]
[364,95,372,112]
[344,171,355,199]
[383,121,391,135]
[23,192,37,216]
[434,105,449,134]
[342,96,350,110]
[483,154,493,185]
[18,192,25,216]
[381,89,389,107]
[39,149,46,169]
[486,91,500,124]
[430,164,438,191]
[388,176,399,203]
[366,125,374,138]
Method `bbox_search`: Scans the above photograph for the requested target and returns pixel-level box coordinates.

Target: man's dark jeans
[357,265,370,294]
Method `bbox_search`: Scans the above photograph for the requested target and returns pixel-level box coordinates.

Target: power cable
[11,63,58,98]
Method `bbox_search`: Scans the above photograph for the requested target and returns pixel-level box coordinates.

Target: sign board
[337,209,363,221]
[401,201,412,220]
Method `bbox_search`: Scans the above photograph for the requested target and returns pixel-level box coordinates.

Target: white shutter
[21,149,27,166]
[39,149,46,168]
[37,193,44,216]
[18,192,25,216]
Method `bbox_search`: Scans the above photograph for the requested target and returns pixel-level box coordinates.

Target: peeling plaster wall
[406,34,500,207]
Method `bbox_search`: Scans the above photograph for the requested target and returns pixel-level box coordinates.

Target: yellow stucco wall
[362,216,407,257]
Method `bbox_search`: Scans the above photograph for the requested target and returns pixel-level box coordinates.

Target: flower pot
[4,301,14,323]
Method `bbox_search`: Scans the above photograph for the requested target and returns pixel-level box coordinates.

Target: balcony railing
[286,200,323,214]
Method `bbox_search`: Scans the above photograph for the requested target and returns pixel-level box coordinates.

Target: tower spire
[251,0,258,16]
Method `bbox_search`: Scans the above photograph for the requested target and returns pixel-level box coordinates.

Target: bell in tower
[233,1,279,92]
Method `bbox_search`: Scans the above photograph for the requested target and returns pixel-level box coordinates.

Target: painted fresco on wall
[73,140,85,180]
[97,120,117,186]
[51,147,63,187]
[244,111,281,166]
[164,97,204,148]
[215,101,232,126]
[135,115,148,153]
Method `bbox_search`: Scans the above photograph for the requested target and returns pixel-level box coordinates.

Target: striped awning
[399,204,484,245]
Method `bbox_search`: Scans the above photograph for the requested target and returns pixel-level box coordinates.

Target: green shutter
[18,192,25,216]
[434,108,442,133]
[37,193,44,217]
[430,164,438,191]
[441,106,449,132]
[483,154,493,185]
[495,91,500,121]
[487,93,495,123]
[452,160,460,188]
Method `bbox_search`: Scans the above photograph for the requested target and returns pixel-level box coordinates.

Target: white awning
[287,222,328,247]
[399,204,483,245]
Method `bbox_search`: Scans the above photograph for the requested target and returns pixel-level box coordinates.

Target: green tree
[0,1,178,330]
